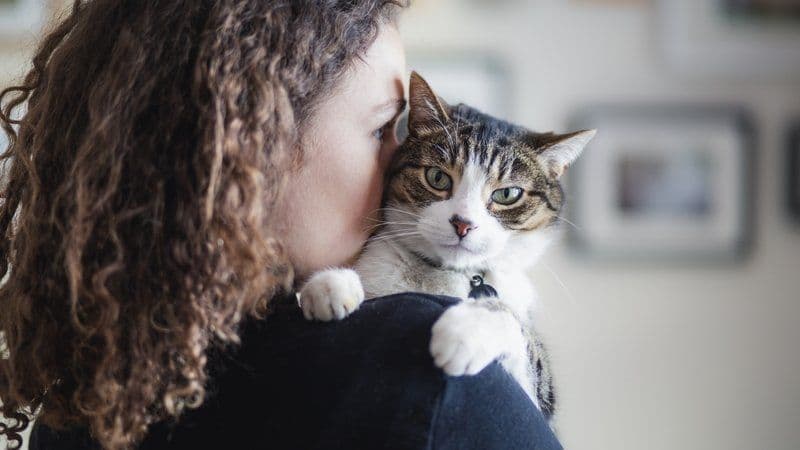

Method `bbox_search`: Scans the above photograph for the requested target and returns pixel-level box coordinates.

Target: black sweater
[29,293,563,449]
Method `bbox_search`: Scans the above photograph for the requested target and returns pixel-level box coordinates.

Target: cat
[297,71,594,420]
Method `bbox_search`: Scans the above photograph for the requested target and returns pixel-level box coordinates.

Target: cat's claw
[429,303,506,376]
[299,269,365,321]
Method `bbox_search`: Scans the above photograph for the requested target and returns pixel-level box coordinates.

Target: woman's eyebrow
[372,97,407,117]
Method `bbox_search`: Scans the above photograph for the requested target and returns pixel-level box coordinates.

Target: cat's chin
[431,243,490,269]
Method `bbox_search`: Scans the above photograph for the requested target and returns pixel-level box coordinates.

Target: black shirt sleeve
[28,293,562,450]
[431,360,563,450]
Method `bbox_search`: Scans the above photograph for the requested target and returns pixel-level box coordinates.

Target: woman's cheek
[353,145,384,229]
[338,141,380,239]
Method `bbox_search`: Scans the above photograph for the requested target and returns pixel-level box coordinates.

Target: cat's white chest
[355,240,473,299]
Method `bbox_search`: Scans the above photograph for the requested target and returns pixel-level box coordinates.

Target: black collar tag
[468,274,498,299]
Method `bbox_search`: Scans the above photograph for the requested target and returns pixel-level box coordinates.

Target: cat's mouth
[439,241,482,255]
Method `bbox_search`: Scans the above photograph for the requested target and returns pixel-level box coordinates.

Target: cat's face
[380,72,595,270]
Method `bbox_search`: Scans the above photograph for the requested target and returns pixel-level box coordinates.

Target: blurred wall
[400,1,800,449]
[1,1,799,450]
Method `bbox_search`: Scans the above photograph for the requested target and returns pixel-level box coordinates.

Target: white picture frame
[567,105,755,262]
[658,0,800,80]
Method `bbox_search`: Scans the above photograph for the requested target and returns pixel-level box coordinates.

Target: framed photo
[658,0,800,79]
[789,120,800,221]
[0,0,45,39]
[567,105,755,262]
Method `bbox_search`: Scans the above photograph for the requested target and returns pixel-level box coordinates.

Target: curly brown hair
[0,0,406,449]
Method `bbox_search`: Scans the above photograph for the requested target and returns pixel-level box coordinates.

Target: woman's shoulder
[30,293,561,449]
[148,292,465,448]
[230,292,462,379]
[251,291,461,335]
[241,292,460,351]
[222,292,561,449]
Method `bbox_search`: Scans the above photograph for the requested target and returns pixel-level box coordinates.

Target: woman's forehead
[307,24,406,132]
[345,25,407,110]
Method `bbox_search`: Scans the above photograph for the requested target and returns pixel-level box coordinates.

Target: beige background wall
[2,1,799,449]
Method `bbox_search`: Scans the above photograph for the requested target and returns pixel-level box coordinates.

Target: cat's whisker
[365,218,436,229]
[364,222,424,233]
[366,233,423,245]
[363,219,386,230]
[367,219,421,227]
[365,206,426,225]
[362,213,437,234]
[367,209,440,234]
[363,220,400,233]
[555,215,583,232]
[430,108,455,150]
[379,206,424,219]
[366,226,418,235]
[385,233,422,242]
[540,262,580,314]
[366,229,424,240]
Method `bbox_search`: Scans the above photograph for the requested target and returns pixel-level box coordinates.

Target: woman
[0,1,562,449]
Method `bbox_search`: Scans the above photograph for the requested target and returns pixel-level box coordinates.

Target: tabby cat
[297,72,594,421]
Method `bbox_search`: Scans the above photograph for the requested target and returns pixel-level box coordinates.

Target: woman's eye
[372,119,395,142]
[425,167,452,191]
[491,187,524,205]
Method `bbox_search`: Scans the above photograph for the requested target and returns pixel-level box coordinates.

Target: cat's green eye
[425,167,452,191]
[491,187,524,205]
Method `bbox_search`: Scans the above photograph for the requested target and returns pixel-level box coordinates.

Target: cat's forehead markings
[455,163,488,199]
[466,147,483,167]
[431,143,449,159]
[496,154,516,182]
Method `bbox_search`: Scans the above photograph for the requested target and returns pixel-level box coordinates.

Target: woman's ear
[535,129,596,179]
[407,71,450,138]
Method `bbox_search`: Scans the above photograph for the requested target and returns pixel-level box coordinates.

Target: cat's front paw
[298,268,365,321]
[429,303,507,376]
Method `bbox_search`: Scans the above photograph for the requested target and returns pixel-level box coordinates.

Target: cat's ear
[534,129,596,179]
[407,71,450,137]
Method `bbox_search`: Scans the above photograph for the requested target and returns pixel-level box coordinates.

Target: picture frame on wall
[658,0,800,80]
[0,0,45,39]
[567,105,755,262]
[788,120,800,221]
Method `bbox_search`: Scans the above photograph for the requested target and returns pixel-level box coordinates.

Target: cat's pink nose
[450,215,476,239]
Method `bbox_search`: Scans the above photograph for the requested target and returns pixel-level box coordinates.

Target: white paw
[298,268,365,321]
[429,303,509,376]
